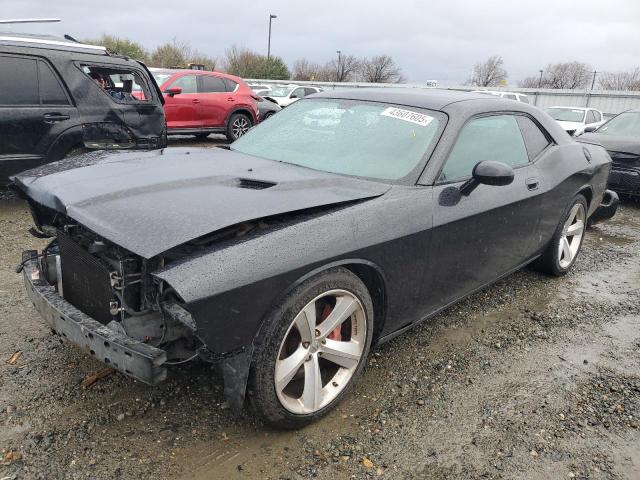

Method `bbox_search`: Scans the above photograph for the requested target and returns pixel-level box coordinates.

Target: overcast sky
[8,0,640,85]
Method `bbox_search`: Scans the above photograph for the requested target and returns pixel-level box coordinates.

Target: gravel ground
[1,150,639,479]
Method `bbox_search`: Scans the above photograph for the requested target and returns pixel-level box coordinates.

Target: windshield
[231,98,442,181]
[267,86,295,97]
[151,72,173,88]
[597,112,640,137]
[546,108,585,123]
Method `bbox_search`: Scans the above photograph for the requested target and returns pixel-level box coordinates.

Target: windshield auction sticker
[381,107,434,126]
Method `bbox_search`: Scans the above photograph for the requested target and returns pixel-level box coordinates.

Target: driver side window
[439,115,529,183]
[169,75,197,94]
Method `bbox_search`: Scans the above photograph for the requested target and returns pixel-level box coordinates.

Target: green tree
[224,46,289,79]
[149,40,187,68]
[84,35,147,61]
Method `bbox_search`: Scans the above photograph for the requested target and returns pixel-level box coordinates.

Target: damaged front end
[20,218,202,386]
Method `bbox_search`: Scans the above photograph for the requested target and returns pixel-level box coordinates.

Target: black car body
[0,32,167,185]
[579,109,640,197]
[13,89,616,426]
[257,95,281,121]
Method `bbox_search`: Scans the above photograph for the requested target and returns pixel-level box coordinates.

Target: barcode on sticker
[381,107,434,126]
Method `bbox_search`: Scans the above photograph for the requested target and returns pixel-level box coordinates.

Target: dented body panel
[0,38,166,184]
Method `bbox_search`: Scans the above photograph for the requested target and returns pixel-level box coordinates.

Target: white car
[471,90,530,103]
[264,85,323,107]
[545,107,605,136]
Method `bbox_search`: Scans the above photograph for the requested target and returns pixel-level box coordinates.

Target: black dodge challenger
[13,89,617,428]
[579,108,640,197]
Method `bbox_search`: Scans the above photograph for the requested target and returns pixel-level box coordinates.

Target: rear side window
[0,55,39,105]
[199,75,226,93]
[519,96,529,104]
[82,65,152,103]
[304,87,318,96]
[439,115,529,182]
[516,116,551,161]
[504,94,518,101]
[593,111,602,122]
[586,110,597,124]
[38,61,69,105]
[223,78,238,92]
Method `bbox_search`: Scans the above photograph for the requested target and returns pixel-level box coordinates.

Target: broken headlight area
[37,222,201,364]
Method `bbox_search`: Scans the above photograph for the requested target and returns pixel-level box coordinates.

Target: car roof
[0,31,107,55]
[312,88,500,111]
[547,106,590,111]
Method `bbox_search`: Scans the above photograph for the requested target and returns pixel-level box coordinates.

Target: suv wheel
[226,113,252,142]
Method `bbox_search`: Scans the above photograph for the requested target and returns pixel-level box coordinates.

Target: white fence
[246,78,640,117]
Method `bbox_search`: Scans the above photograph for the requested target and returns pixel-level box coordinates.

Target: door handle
[526,177,539,191]
[192,99,201,104]
[43,113,70,123]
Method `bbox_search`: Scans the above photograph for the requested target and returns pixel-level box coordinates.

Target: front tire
[248,267,374,429]
[226,113,252,142]
[537,194,588,276]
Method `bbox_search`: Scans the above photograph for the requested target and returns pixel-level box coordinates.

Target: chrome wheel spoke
[275,346,308,392]
[566,220,584,237]
[561,236,572,261]
[294,302,316,343]
[319,339,360,369]
[317,296,357,338]
[301,355,322,411]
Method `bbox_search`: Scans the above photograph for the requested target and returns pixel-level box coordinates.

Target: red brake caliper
[320,304,342,341]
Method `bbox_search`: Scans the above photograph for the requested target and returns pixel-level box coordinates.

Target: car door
[423,114,543,310]
[162,74,199,129]
[584,110,598,133]
[197,75,229,127]
[0,55,78,182]
[287,87,306,106]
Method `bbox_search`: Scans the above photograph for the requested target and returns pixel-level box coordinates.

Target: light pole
[590,70,598,90]
[538,69,544,88]
[267,14,277,60]
[336,50,342,81]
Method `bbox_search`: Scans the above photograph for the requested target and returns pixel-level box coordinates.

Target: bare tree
[292,58,322,81]
[518,76,544,88]
[327,54,360,82]
[359,55,403,83]
[469,56,507,87]
[544,62,592,89]
[599,69,640,91]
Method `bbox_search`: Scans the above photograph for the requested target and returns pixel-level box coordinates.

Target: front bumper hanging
[21,252,167,385]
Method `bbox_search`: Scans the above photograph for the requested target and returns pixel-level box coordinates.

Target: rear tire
[248,267,374,429]
[226,113,252,142]
[537,194,588,276]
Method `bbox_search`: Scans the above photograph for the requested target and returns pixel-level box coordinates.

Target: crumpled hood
[13,147,390,258]
[579,133,640,156]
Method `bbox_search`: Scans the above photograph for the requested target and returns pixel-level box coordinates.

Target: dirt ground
[1,145,639,479]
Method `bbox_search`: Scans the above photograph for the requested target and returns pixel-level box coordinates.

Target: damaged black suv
[0,32,167,185]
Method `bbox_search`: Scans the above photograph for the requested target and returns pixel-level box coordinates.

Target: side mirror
[460,161,515,196]
[583,126,597,133]
[165,87,182,97]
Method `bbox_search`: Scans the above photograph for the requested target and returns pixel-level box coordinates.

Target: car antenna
[0,18,61,24]
[64,34,80,42]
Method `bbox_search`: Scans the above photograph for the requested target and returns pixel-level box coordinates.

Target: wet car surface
[1,136,639,477]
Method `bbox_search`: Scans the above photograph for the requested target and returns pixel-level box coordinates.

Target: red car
[150,69,259,141]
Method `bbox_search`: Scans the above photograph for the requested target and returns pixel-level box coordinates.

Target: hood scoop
[237,178,277,190]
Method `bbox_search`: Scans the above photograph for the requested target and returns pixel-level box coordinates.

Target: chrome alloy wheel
[274,289,367,414]
[558,203,586,269]
[232,117,250,138]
